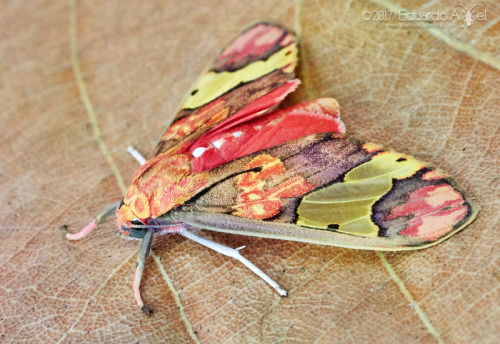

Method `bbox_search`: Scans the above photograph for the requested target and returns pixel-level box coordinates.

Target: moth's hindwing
[168,133,478,250]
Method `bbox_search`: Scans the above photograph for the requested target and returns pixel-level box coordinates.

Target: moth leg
[179,228,287,297]
[63,201,121,240]
[133,228,154,316]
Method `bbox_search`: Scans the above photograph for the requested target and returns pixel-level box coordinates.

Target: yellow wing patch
[182,44,297,110]
[297,150,425,236]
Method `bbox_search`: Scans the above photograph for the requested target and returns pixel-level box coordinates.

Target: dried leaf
[1,1,498,343]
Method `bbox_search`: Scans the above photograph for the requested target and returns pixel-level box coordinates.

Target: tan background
[1,0,498,343]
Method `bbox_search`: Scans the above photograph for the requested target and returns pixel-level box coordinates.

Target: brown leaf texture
[1,0,498,343]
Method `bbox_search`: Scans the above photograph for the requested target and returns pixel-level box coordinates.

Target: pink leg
[66,220,97,240]
[62,201,121,240]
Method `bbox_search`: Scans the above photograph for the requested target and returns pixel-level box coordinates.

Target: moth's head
[116,201,151,239]
[116,200,183,239]
[115,153,200,238]
[115,180,157,239]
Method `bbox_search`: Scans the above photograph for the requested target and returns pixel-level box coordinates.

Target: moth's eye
[128,219,148,239]
[128,228,147,238]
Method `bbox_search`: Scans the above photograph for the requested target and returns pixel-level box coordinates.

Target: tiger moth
[64,22,478,315]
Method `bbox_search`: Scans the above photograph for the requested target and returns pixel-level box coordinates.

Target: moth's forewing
[167,133,478,250]
[152,22,299,156]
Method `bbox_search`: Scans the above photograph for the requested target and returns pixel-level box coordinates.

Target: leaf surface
[0,0,498,343]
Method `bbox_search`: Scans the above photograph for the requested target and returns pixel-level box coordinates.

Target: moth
[64,22,478,315]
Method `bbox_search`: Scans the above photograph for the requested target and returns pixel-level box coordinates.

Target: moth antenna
[179,228,287,297]
[127,146,147,165]
[63,201,121,240]
[130,223,180,229]
[133,228,154,316]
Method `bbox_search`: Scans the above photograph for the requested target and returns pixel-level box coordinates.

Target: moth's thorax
[117,153,209,226]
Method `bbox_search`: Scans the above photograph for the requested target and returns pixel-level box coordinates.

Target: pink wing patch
[204,80,300,136]
[214,23,293,71]
[387,184,470,241]
[188,98,346,172]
